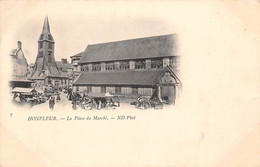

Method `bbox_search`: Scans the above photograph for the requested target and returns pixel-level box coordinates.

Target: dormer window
[40,34,44,40]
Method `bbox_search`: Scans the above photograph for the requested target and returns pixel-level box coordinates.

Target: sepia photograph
[9,15,181,111]
[1,0,260,167]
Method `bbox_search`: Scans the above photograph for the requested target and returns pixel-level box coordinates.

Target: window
[39,42,43,49]
[135,60,146,69]
[169,57,174,67]
[92,63,101,71]
[76,86,79,91]
[40,34,44,40]
[105,62,115,71]
[38,52,43,58]
[48,52,52,63]
[48,43,52,49]
[87,86,92,93]
[48,35,53,40]
[81,65,89,71]
[48,78,52,85]
[151,58,163,69]
[132,86,138,94]
[119,61,130,70]
[101,86,106,93]
[115,86,121,94]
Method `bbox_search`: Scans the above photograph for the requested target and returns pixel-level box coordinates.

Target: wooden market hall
[73,34,181,104]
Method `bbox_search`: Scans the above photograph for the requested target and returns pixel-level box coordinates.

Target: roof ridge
[88,34,175,46]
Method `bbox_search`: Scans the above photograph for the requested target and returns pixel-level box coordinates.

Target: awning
[12,87,37,93]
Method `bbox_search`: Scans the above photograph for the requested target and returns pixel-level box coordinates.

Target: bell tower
[31,16,61,79]
[37,16,55,64]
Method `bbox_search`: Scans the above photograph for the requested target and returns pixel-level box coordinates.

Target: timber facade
[73,34,181,104]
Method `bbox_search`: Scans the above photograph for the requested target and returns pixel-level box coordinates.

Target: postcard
[0,0,259,166]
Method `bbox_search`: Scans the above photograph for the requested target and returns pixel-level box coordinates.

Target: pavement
[32,92,73,111]
[31,91,171,111]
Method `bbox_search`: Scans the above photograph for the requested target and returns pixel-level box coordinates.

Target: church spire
[42,16,51,34]
[38,16,54,42]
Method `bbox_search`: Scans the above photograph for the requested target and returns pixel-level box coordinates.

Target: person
[49,96,55,110]
[97,100,102,110]
[14,93,21,103]
[92,99,97,109]
[72,95,77,110]
[56,93,61,102]
[13,93,18,101]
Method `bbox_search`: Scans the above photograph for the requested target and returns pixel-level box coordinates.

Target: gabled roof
[78,34,177,64]
[10,49,17,56]
[67,63,73,69]
[30,60,68,79]
[73,67,179,86]
[10,78,34,83]
[56,61,67,72]
[71,52,83,59]
[56,61,73,71]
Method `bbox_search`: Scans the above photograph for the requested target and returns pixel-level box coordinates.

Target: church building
[29,17,69,89]
[73,34,181,104]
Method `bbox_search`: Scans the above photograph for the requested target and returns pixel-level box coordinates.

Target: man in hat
[56,93,61,102]
[49,96,55,110]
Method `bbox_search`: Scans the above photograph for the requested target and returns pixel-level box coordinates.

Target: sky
[1,1,260,166]
[3,1,180,64]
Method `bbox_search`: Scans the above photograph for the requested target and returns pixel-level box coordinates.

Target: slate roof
[38,16,54,42]
[78,34,177,64]
[10,78,34,83]
[73,68,178,86]
[56,61,67,72]
[71,52,83,59]
[30,60,68,79]
[56,61,73,72]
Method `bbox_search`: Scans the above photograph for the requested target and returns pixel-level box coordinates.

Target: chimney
[61,58,68,64]
[17,41,22,49]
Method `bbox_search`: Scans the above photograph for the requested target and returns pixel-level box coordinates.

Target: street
[31,91,169,111]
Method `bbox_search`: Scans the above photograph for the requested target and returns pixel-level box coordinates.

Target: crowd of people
[12,87,61,109]
[67,91,120,110]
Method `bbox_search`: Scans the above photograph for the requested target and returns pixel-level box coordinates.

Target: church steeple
[38,16,54,42]
[30,16,64,81]
[42,16,51,34]
[36,16,55,64]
